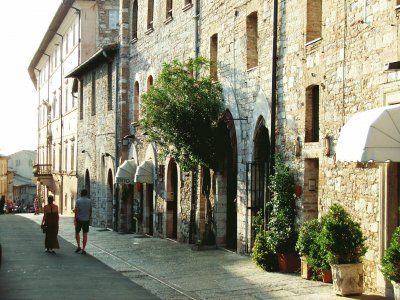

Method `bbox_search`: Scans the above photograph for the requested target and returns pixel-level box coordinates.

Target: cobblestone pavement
[23,214,385,300]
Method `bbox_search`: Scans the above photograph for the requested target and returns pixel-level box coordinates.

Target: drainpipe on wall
[194,0,200,60]
[189,0,201,244]
[270,0,278,176]
[34,68,41,201]
[114,44,120,232]
[43,53,51,203]
[55,32,64,214]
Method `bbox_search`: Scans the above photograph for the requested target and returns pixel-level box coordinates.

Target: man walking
[74,189,92,254]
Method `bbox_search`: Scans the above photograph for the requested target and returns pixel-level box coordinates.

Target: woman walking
[41,195,60,253]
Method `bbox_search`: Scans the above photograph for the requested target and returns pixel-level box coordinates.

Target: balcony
[33,164,54,191]
[33,164,52,177]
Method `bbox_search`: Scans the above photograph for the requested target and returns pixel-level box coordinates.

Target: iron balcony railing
[33,164,52,177]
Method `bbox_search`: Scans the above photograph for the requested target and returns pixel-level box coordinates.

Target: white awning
[336,104,400,162]
[134,160,154,184]
[115,159,137,184]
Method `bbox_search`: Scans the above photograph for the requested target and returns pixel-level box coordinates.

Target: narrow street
[0,214,158,300]
[1,213,386,300]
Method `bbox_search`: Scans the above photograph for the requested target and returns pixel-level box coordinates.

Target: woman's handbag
[41,224,47,233]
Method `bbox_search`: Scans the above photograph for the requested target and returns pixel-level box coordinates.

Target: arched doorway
[107,169,113,228]
[166,159,178,239]
[249,116,270,247]
[85,169,91,197]
[218,110,238,250]
[145,183,154,235]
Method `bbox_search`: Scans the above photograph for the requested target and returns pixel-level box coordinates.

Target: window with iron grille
[246,160,270,248]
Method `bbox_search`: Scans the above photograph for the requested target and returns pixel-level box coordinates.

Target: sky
[0,1,61,156]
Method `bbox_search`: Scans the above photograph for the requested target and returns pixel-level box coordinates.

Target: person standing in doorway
[41,195,60,253]
[74,189,92,255]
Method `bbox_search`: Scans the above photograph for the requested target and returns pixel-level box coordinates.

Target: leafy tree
[140,57,224,171]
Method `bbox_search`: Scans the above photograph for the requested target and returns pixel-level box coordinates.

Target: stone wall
[77,58,117,228]
[274,0,399,294]
[123,0,400,294]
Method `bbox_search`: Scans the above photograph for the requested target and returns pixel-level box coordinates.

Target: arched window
[305,85,320,142]
[246,12,258,69]
[131,0,138,40]
[85,169,91,197]
[147,0,154,30]
[147,75,153,91]
[134,81,140,122]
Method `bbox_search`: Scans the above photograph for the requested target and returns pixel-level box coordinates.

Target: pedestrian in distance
[34,198,40,215]
[41,195,60,254]
[74,189,92,255]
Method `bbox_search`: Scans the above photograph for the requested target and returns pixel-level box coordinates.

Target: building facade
[0,155,8,206]
[119,0,400,296]
[8,150,37,207]
[28,0,400,296]
[67,43,119,229]
[29,0,120,215]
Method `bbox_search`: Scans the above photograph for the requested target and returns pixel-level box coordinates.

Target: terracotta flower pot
[278,253,301,273]
[322,269,333,283]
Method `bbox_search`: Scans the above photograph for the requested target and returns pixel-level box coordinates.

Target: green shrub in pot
[319,203,367,265]
[381,226,400,283]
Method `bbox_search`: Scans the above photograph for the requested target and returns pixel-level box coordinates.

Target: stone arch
[248,116,271,248]
[106,168,114,227]
[211,109,238,249]
[165,157,178,239]
[85,169,91,198]
[147,75,153,90]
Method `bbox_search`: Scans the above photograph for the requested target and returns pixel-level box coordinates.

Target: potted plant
[319,204,367,296]
[381,226,400,300]
[268,155,300,273]
[296,218,332,282]
[251,210,278,272]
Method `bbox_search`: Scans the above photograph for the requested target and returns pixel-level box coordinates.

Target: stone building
[118,0,399,296]
[66,43,119,229]
[29,0,120,216]
[28,0,400,296]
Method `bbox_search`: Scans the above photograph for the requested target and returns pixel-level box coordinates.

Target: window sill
[182,3,193,12]
[145,27,154,35]
[246,66,258,72]
[305,37,322,47]
[396,4,400,10]
[164,16,173,25]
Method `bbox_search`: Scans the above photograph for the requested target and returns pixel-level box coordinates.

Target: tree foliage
[267,155,298,254]
[381,226,400,282]
[140,57,224,171]
[319,203,367,264]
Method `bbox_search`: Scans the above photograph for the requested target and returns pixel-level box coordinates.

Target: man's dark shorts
[75,220,90,233]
